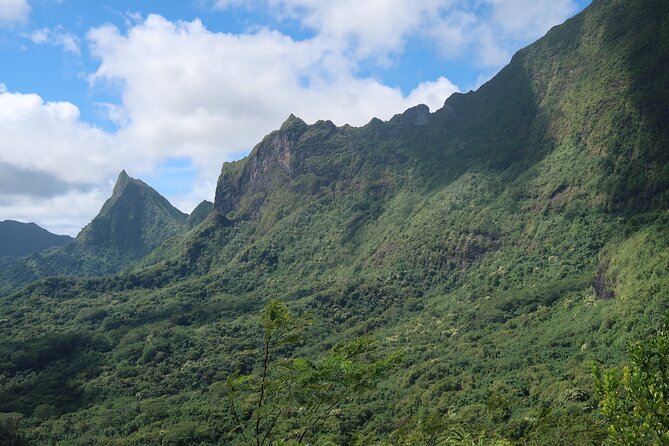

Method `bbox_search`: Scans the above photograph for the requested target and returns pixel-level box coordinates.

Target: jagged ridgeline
[1,0,668,443]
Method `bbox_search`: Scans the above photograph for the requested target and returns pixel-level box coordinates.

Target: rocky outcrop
[593,262,615,299]
[214,114,311,216]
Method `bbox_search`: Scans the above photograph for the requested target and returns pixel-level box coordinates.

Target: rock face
[389,104,431,126]
[215,115,310,216]
[593,263,615,299]
[0,221,72,257]
[215,0,669,223]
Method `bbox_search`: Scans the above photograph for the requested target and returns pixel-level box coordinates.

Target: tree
[593,314,669,445]
[0,414,26,446]
[225,300,399,445]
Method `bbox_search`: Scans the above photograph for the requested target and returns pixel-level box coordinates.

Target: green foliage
[594,314,669,445]
[0,413,27,446]
[225,300,399,444]
[187,200,214,229]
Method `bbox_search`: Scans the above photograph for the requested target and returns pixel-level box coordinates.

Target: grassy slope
[1,0,668,443]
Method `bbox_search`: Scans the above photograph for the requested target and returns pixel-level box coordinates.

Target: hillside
[1,0,668,443]
[0,171,189,290]
[0,220,72,257]
[187,200,214,229]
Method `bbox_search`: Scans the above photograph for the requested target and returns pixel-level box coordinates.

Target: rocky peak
[280,114,308,133]
[79,170,187,250]
[112,169,132,196]
[390,104,431,126]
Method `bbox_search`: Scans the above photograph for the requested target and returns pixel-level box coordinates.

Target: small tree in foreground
[593,314,669,445]
[225,300,399,445]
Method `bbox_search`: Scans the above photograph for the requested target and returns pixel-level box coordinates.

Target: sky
[0,0,591,236]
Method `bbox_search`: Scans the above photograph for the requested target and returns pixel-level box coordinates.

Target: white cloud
[488,0,577,40]
[0,0,30,25]
[0,88,139,234]
[0,188,111,236]
[30,26,81,54]
[269,0,448,60]
[30,27,47,42]
[260,0,577,67]
[406,77,460,108]
[0,89,121,184]
[0,15,459,234]
[425,0,578,66]
[87,14,458,180]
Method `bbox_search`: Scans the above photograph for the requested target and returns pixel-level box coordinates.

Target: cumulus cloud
[426,0,578,66]
[269,0,447,60]
[256,0,578,67]
[0,14,459,233]
[0,0,30,25]
[0,89,122,184]
[0,188,112,236]
[0,88,130,234]
[30,26,81,54]
[0,162,86,199]
[87,15,458,180]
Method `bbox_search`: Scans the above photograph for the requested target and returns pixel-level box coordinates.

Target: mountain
[0,171,188,290]
[186,200,214,228]
[76,170,188,255]
[0,220,72,257]
[1,0,668,443]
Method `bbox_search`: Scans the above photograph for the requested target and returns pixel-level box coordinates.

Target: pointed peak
[280,114,307,132]
[116,169,131,183]
[111,170,155,200]
[112,170,134,196]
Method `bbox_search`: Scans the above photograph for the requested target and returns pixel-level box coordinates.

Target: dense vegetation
[1,0,668,443]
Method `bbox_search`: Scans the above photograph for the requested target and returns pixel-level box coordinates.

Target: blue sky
[0,0,591,235]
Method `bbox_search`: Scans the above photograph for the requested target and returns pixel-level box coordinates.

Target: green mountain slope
[1,0,668,443]
[0,171,188,290]
[186,200,214,229]
[0,220,72,257]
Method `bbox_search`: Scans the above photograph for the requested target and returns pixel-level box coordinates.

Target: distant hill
[187,200,214,228]
[0,220,72,257]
